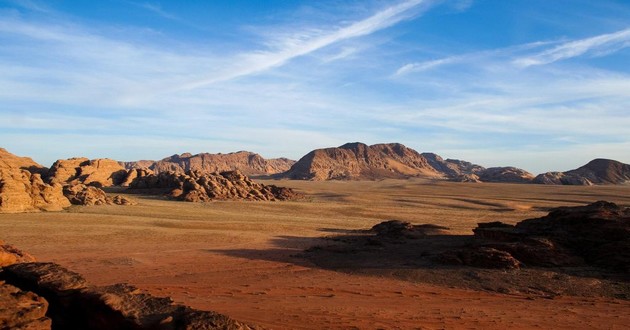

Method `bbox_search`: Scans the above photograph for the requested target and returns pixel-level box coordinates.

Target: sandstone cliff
[0,149,71,213]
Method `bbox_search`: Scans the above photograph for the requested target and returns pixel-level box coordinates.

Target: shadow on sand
[207,227,630,300]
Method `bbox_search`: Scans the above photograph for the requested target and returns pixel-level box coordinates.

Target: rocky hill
[122,151,295,176]
[279,142,536,182]
[534,159,630,185]
[280,142,443,180]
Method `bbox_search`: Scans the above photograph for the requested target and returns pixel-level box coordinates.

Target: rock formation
[0,149,71,213]
[129,169,302,202]
[280,142,442,180]
[533,158,630,185]
[0,282,51,329]
[279,142,540,183]
[0,169,70,213]
[122,151,295,176]
[445,201,630,271]
[63,184,136,206]
[0,240,51,329]
[47,157,128,187]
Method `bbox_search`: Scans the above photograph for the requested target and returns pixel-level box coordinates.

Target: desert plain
[2,179,629,329]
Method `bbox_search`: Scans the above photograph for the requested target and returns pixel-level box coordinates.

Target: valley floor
[2,179,630,329]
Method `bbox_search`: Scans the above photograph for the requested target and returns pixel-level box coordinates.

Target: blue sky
[1,0,629,173]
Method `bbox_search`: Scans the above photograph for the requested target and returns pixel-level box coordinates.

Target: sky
[1,0,629,173]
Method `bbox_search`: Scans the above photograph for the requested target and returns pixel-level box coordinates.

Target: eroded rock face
[0,282,51,330]
[0,169,71,213]
[0,148,48,175]
[47,158,127,187]
[129,169,302,202]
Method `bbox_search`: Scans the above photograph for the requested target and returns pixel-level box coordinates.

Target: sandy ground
[2,179,630,329]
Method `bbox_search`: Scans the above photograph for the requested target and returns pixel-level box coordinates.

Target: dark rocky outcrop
[453,201,630,271]
[371,220,450,238]
[0,282,51,330]
[129,169,302,202]
[1,262,253,330]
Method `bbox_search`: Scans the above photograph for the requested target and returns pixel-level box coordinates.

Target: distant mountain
[122,151,295,176]
[279,142,441,180]
[279,142,542,183]
[533,159,630,185]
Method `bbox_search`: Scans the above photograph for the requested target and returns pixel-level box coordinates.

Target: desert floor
[2,179,630,329]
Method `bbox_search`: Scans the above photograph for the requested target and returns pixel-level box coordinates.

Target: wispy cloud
[178,0,434,90]
[133,2,179,21]
[394,40,558,75]
[514,27,630,67]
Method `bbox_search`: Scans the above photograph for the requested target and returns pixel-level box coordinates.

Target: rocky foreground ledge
[0,242,254,330]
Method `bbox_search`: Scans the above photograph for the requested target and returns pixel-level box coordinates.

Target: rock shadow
[209,202,630,300]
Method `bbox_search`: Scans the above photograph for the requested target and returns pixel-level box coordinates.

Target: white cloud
[177,0,434,90]
[514,28,630,67]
